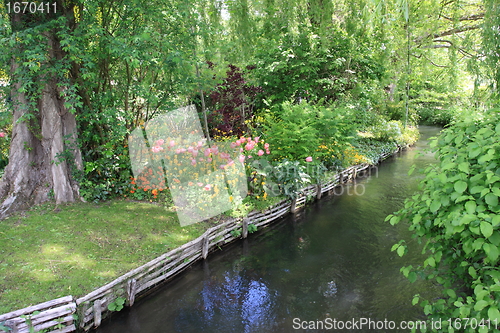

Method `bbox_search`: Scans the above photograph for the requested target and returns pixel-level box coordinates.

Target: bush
[417,106,456,126]
[387,109,500,332]
[261,101,356,169]
[370,120,402,141]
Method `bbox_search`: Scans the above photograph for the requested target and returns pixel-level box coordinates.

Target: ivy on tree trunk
[0,0,82,218]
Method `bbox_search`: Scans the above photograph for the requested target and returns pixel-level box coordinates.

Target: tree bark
[0,5,82,218]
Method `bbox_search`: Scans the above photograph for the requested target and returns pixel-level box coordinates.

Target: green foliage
[262,101,355,167]
[272,159,311,200]
[20,311,47,333]
[230,228,241,238]
[353,139,398,165]
[248,223,257,233]
[254,29,384,105]
[388,109,500,332]
[107,297,126,312]
[230,223,257,238]
[482,0,500,100]
[370,120,403,142]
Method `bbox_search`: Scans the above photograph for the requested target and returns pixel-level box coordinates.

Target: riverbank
[0,134,417,332]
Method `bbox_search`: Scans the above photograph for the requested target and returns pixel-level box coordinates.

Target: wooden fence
[0,146,401,333]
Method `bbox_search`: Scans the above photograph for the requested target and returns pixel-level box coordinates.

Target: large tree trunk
[0,4,82,218]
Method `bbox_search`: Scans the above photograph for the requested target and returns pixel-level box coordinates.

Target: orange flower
[152,189,158,196]
[130,190,135,193]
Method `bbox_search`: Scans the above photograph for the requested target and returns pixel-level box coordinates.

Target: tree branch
[440,13,484,21]
[413,54,449,68]
[415,24,482,43]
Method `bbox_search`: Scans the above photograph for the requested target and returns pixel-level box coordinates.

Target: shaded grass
[0,199,214,313]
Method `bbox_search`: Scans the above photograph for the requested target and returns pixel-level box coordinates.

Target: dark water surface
[95,126,442,333]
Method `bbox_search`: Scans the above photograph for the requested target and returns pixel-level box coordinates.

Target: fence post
[290,199,297,213]
[202,234,210,259]
[242,218,248,239]
[93,299,102,327]
[127,279,137,307]
[316,184,322,200]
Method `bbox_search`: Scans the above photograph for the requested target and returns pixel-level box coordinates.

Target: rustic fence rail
[0,145,403,332]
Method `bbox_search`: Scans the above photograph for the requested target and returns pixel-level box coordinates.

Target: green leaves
[485,193,499,208]
[429,200,441,213]
[389,111,500,328]
[454,180,468,194]
[480,221,494,238]
[107,297,126,312]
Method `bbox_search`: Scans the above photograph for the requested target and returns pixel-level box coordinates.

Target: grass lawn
[0,199,217,314]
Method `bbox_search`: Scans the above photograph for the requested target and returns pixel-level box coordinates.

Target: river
[94,126,442,333]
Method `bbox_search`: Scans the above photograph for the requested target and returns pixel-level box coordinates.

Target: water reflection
[95,126,442,333]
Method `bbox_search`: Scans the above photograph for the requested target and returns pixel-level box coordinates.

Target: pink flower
[257,150,264,156]
[191,159,197,166]
[245,143,254,151]
[0,132,6,138]
[254,136,260,143]
[169,140,175,147]
[264,143,269,149]
[207,158,212,162]
[155,139,164,146]
[152,146,163,153]
[266,150,270,154]
[203,184,212,191]
[235,139,242,146]
[248,155,252,159]
[204,148,212,157]
[191,149,198,157]
[211,145,219,155]
[197,182,204,187]
[238,155,245,163]
[230,142,237,148]
[305,156,313,162]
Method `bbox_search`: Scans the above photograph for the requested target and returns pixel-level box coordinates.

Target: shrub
[387,109,500,332]
[370,120,402,142]
[208,64,262,137]
[261,101,356,169]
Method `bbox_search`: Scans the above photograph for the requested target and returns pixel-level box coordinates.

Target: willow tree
[0,0,83,217]
[483,0,500,100]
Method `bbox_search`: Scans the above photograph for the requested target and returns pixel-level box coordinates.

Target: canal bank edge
[0,143,409,333]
